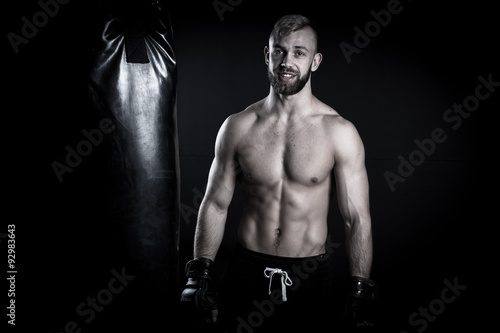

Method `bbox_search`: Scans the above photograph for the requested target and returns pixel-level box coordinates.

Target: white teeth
[282,74,293,78]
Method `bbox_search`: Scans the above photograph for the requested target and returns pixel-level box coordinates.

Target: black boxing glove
[180,257,218,322]
[345,276,378,330]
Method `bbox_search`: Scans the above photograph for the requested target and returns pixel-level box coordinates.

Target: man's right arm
[194,116,239,260]
[181,116,239,323]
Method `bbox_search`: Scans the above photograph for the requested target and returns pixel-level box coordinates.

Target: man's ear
[264,46,270,65]
[311,52,323,72]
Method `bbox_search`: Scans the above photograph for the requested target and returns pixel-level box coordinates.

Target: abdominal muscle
[237,178,330,257]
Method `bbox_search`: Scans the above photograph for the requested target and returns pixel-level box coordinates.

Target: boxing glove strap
[185,257,215,280]
[351,276,378,300]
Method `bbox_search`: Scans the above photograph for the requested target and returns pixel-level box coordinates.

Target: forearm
[345,218,378,329]
[193,201,228,261]
[345,217,373,278]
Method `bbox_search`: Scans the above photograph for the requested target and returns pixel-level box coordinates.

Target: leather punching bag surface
[88,0,179,301]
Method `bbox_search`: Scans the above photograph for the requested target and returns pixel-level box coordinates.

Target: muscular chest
[237,121,334,185]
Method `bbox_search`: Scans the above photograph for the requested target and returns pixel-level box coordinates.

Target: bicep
[203,155,238,211]
[202,117,239,211]
[334,162,370,222]
[333,125,370,223]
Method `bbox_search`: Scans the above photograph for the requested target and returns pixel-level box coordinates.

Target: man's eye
[272,50,283,55]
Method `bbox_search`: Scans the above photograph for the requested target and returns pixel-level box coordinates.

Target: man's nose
[280,53,290,67]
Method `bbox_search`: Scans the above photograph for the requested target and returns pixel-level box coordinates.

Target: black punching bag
[87,0,179,320]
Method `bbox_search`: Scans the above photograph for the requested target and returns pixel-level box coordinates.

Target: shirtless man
[181,14,377,331]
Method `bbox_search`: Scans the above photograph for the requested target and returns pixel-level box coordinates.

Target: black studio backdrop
[4,0,497,332]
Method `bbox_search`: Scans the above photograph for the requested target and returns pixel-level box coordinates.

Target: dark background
[4,0,497,332]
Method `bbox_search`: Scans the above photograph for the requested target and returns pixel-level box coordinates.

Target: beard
[267,66,312,95]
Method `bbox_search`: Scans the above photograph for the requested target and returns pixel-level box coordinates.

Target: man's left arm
[333,121,378,329]
[333,121,372,278]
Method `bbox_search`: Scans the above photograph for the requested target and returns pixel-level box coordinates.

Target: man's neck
[266,85,315,120]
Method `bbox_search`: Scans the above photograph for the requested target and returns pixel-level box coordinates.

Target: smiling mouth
[278,72,297,80]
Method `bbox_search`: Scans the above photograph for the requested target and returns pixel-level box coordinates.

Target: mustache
[275,67,300,75]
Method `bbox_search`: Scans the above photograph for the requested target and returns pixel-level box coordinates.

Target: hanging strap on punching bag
[124,22,149,63]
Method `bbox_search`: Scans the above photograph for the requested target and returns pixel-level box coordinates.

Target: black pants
[217,244,342,333]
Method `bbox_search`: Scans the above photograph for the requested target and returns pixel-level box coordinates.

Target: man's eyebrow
[273,44,310,51]
[294,45,309,52]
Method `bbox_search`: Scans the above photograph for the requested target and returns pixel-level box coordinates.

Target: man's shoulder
[313,101,362,148]
[224,99,264,128]
[217,100,264,144]
[314,101,354,131]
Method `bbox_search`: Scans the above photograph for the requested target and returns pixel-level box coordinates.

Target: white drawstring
[263,267,293,302]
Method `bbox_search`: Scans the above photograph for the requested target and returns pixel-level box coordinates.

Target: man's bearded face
[267,64,312,95]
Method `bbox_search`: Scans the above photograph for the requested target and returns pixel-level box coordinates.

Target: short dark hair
[270,14,318,51]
